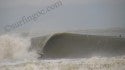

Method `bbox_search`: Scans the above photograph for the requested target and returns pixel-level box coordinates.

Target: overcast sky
[0,0,125,34]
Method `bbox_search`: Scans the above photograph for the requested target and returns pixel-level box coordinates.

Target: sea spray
[0,34,40,61]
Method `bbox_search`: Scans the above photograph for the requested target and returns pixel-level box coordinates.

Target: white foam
[0,57,125,70]
[0,34,39,61]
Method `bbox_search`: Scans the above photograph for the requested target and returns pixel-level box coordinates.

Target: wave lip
[31,33,125,58]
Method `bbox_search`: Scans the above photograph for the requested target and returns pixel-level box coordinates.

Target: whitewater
[0,33,125,70]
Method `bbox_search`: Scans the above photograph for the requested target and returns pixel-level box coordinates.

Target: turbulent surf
[0,33,125,70]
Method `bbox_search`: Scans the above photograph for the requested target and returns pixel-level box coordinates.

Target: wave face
[31,33,125,58]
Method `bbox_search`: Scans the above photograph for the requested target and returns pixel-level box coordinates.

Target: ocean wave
[0,33,125,70]
[31,33,125,58]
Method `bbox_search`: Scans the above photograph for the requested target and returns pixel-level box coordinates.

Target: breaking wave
[31,33,125,58]
[0,33,125,70]
[0,34,39,61]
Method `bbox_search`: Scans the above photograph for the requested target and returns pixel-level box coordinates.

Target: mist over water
[0,34,39,61]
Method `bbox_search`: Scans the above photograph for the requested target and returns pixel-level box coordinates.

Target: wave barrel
[31,33,125,58]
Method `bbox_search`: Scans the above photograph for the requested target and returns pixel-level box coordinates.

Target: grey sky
[0,0,125,34]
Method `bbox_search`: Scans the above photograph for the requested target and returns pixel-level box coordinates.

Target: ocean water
[0,33,125,70]
[0,57,125,70]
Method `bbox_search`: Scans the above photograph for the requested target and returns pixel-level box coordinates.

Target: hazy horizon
[0,0,125,35]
